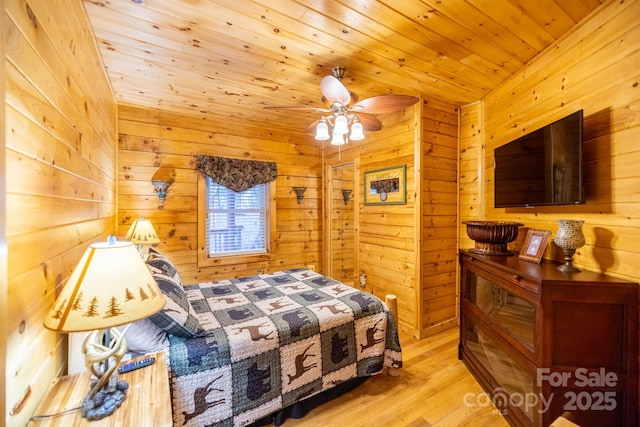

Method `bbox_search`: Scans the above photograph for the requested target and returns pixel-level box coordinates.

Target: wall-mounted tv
[494,110,584,208]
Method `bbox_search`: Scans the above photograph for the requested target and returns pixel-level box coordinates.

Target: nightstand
[28,351,172,427]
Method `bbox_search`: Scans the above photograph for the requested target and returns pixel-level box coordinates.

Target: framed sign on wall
[364,165,406,205]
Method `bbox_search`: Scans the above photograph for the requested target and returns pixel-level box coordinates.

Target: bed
[136,249,402,427]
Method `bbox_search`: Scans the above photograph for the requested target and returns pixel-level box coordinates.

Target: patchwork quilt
[168,268,402,427]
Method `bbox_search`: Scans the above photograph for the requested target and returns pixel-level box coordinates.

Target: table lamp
[43,236,165,420]
[125,217,160,258]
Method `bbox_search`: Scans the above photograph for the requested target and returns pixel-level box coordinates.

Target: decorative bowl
[463,221,524,256]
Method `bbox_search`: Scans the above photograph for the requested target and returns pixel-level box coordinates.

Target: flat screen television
[494,110,584,208]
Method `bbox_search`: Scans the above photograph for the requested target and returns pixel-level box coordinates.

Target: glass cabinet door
[463,316,537,424]
[465,269,536,352]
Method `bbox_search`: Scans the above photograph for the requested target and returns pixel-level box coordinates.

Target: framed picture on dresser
[519,229,551,263]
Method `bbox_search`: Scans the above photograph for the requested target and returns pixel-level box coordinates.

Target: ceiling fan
[265,66,419,145]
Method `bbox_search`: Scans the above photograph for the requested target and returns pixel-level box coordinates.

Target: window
[204,177,269,257]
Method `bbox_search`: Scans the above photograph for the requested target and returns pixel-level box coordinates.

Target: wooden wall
[459,0,640,405]
[118,101,459,340]
[323,107,418,336]
[6,0,635,424]
[3,1,117,425]
[323,99,459,339]
[459,101,483,251]
[420,101,459,338]
[326,164,355,284]
[1,0,7,421]
[356,107,419,337]
[460,0,640,279]
[117,104,323,283]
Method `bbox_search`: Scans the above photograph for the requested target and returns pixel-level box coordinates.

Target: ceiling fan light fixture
[331,132,346,146]
[333,114,349,135]
[265,67,418,145]
[350,119,364,141]
[315,118,330,140]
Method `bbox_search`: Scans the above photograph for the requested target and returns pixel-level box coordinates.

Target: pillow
[118,318,169,355]
[148,272,203,337]
[146,248,182,284]
[145,250,203,338]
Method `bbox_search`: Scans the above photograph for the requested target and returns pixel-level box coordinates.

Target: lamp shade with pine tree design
[44,240,165,332]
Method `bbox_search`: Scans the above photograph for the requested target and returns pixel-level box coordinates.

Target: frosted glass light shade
[333,115,349,134]
[350,120,364,140]
[331,132,346,146]
[315,119,330,140]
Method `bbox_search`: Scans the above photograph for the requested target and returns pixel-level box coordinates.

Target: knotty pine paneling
[328,165,355,284]
[84,0,603,123]
[362,219,418,328]
[480,0,640,276]
[420,101,459,338]
[117,104,323,284]
[322,107,420,337]
[459,0,640,409]
[322,100,458,339]
[0,5,6,423]
[3,1,116,426]
[458,101,483,253]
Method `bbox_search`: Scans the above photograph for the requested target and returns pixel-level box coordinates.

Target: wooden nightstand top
[28,351,172,427]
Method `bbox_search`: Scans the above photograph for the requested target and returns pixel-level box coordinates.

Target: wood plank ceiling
[83,0,604,131]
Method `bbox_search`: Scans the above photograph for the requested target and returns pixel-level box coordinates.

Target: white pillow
[118,318,170,355]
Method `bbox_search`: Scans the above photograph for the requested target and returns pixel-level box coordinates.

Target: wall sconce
[293,186,306,204]
[152,179,173,205]
[341,189,352,205]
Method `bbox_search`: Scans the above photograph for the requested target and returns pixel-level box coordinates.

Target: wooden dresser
[458,249,638,427]
[28,351,172,427]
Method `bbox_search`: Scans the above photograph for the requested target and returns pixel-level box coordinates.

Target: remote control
[118,357,156,374]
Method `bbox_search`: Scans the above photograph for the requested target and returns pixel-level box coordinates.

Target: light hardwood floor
[285,326,509,427]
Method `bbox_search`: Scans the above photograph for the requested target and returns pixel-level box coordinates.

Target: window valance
[195,154,277,192]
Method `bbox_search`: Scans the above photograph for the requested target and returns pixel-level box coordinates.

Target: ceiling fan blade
[352,94,419,114]
[264,105,331,112]
[305,120,320,135]
[355,113,382,131]
[320,76,351,105]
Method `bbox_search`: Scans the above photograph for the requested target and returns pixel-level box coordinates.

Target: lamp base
[81,328,129,420]
[81,377,129,420]
[135,243,148,260]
